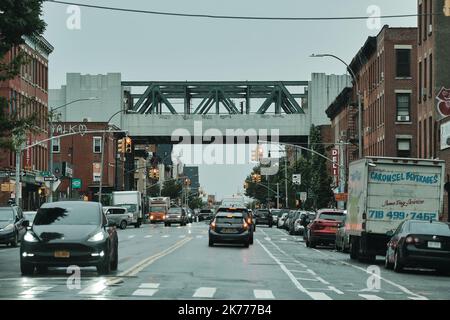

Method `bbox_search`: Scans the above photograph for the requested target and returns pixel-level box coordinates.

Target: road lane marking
[260,229,307,268]
[316,277,330,285]
[264,237,271,241]
[290,270,310,274]
[309,292,332,300]
[161,235,170,238]
[179,235,186,238]
[281,238,288,241]
[106,237,192,286]
[254,290,275,299]
[310,247,429,300]
[196,235,203,239]
[21,286,53,295]
[79,281,107,295]
[307,269,317,276]
[295,278,319,282]
[359,294,384,300]
[328,286,344,295]
[193,287,216,298]
[144,235,152,238]
[132,289,158,296]
[139,283,160,289]
[257,239,332,301]
[128,235,135,239]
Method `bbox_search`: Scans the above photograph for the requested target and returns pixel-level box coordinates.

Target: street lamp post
[98,109,125,204]
[48,97,98,202]
[310,54,363,159]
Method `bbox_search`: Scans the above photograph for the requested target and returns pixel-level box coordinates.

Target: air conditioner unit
[397,115,410,122]
[83,117,92,122]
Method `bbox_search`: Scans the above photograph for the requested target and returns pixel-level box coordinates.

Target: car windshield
[150,206,166,212]
[319,212,345,222]
[0,208,14,221]
[255,210,270,217]
[409,222,450,235]
[34,205,101,226]
[117,204,137,212]
[200,210,212,213]
[168,208,182,214]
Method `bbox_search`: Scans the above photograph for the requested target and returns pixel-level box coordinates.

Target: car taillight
[406,236,420,244]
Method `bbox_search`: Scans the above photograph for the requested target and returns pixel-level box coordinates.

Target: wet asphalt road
[0,221,449,300]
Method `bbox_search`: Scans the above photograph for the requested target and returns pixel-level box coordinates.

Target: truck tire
[134,222,141,228]
[385,252,393,270]
[350,237,359,260]
[120,220,127,230]
[21,259,34,276]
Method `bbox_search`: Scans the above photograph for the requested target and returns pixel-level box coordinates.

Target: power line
[45,0,435,21]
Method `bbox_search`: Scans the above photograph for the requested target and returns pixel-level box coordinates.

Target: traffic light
[256,174,262,183]
[117,139,125,153]
[149,168,160,179]
[125,137,132,153]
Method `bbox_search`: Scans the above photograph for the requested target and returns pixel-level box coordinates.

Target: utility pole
[284,152,288,208]
[14,144,21,207]
[276,183,280,209]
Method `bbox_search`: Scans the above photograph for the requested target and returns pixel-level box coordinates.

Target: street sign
[44,176,58,182]
[292,174,301,185]
[40,171,52,177]
[300,192,307,202]
[335,193,348,202]
[72,178,82,189]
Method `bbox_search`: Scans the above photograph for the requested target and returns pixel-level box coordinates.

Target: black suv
[254,209,273,228]
[0,205,26,247]
[214,207,254,244]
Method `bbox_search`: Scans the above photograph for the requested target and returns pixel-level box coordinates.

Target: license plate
[54,251,70,258]
[428,241,441,249]
[221,229,238,234]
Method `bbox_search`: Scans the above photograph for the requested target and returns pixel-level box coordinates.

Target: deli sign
[332,148,339,182]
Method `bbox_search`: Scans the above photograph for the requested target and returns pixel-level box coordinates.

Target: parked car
[305,209,345,248]
[302,212,317,241]
[284,210,297,231]
[254,209,273,227]
[20,201,118,275]
[278,213,289,229]
[271,209,282,225]
[198,209,214,221]
[103,206,132,230]
[293,212,310,236]
[335,215,350,253]
[23,211,37,227]
[0,205,26,247]
[215,206,254,244]
[288,211,302,235]
[385,220,450,274]
[208,211,251,248]
[165,207,188,226]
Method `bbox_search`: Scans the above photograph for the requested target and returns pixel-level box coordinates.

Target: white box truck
[346,157,445,262]
[112,191,143,228]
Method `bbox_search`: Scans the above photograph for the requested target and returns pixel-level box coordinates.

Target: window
[52,137,60,153]
[93,137,102,153]
[418,121,422,158]
[424,0,428,41]
[429,117,433,158]
[397,139,411,158]
[424,57,428,101]
[396,93,411,122]
[418,3,423,45]
[418,61,422,103]
[396,49,411,78]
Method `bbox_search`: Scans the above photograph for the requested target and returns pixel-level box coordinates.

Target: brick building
[51,122,125,203]
[417,0,450,221]
[349,26,418,159]
[0,36,53,209]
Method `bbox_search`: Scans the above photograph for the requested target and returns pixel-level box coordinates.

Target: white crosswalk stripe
[79,281,108,295]
[309,292,332,300]
[21,286,53,296]
[193,287,216,298]
[132,289,158,296]
[359,294,384,300]
[254,290,275,299]
[139,283,160,289]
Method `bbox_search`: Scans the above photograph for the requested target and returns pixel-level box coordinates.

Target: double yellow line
[106,237,192,286]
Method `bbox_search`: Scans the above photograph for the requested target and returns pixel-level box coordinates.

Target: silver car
[103,206,132,230]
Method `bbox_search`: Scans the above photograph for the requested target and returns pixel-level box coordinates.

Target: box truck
[346,157,445,262]
[112,191,143,228]
[148,197,170,223]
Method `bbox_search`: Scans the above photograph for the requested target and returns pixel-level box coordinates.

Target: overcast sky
[42,0,417,200]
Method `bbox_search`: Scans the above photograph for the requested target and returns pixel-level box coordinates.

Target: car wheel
[243,240,250,248]
[120,220,127,230]
[269,224,273,228]
[208,239,214,247]
[335,240,341,252]
[110,244,118,271]
[309,240,316,249]
[10,232,18,247]
[350,237,359,260]
[393,250,403,273]
[97,248,111,275]
[385,251,393,270]
[21,259,34,275]
[250,236,254,245]
[134,223,141,228]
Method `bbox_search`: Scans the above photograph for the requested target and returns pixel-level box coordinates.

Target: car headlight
[24,231,39,243]
[88,232,105,242]
[2,224,14,232]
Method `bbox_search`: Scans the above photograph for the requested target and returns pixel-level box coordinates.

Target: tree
[188,195,203,210]
[161,179,182,200]
[309,125,334,209]
[0,0,46,151]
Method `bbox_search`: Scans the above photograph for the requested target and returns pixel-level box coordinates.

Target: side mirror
[22,220,30,228]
